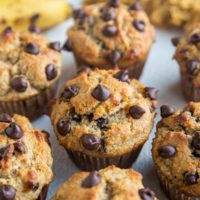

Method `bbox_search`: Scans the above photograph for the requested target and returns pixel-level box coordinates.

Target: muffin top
[152,102,200,196]
[51,69,157,157]
[0,27,62,101]
[0,113,53,200]
[174,24,200,87]
[67,0,155,68]
[53,165,157,200]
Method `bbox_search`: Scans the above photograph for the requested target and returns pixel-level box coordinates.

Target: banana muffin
[0,27,62,120]
[152,102,200,200]
[0,113,53,200]
[53,165,158,200]
[174,24,200,101]
[65,0,155,79]
[51,68,158,171]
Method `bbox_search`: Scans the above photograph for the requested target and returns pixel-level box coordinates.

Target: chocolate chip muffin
[152,102,200,200]
[65,0,155,79]
[174,24,200,101]
[0,113,53,200]
[53,165,158,200]
[51,68,158,171]
[0,27,62,120]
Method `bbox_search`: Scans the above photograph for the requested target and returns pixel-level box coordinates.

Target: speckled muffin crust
[53,165,157,200]
[0,27,62,119]
[174,24,200,101]
[51,69,157,170]
[0,113,53,200]
[66,0,155,79]
[152,102,200,199]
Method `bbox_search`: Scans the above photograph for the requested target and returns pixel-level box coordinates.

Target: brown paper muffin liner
[37,185,49,200]
[0,81,59,121]
[66,146,142,171]
[157,168,200,200]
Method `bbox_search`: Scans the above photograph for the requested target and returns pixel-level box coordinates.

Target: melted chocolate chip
[14,141,26,154]
[82,171,101,188]
[26,181,39,191]
[0,114,12,123]
[28,24,40,34]
[11,76,28,92]
[49,41,61,52]
[102,24,118,37]
[160,105,176,118]
[184,172,198,185]
[92,85,110,101]
[69,108,82,122]
[0,147,8,160]
[45,64,57,81]
[129,106,145,119]
[158,145,176,158]
[113,70,129,82]
[62,39,72,51]
[190,33,200,44]
[145,87,158,100]
[171,37,180,47]
[30,14,40,23]
[73,9,84,19]
[133,20,145,32]
[107,50,122,65]
[2,27,13,35]
[186,60,199,75]
[81,134,101,151]
[5,123,24,140]
[61,86,79,100]
[139,188,155,200]
[24,42,40,55]
[191,131,200,150]
[56,119,71,136]
[96,118,108,129]
[103,10,116,21]
[108,0,120,7]
[130,2,142,11]
[87,113,94,122]
[0,185,16,200]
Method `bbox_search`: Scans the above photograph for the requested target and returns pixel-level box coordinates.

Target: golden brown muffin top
[152,102,200,197]
[51,69,157,157]
[174,24,200,87]
[0,27,62,101]
[0,113,53,200]
[67,0,155,68]
[53,165,157,200]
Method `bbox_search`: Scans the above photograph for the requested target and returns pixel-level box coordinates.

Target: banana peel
[0,0,72,32]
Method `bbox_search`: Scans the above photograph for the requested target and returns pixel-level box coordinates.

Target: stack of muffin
[0,0,200,199]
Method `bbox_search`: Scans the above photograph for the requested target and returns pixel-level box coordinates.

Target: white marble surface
[31,1,185,199]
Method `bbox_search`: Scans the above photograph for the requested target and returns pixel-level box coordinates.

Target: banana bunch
[0,0,72,32]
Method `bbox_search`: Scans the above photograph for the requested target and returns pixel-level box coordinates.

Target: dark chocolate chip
[11,76,28,93]
[190,33,200,44]
[69,108,82,123]
[87,113,94,122]
[14,141,26,154]
[56,119,71,136]
[24,42,40,55]
[130,2,142,11]
[113,70,129,82]
[82,171,101,188]
[81,134,101,151]
[160,105,176,118]
[28,24,40,34]
[0,147,8,160]
[186,60,198,75]
[0,185,16,200]
[129,106,145,119]
[73,9,84,19]
[158,145,176,158]
[102,24,118,37]
[171,37,180,47]
[133,20,145,32]
[5,123,24,140]
[30,14,40,23]
[184,172,198,185]
[145,87,158,100]
[45,64,57,81]
[139,188,155,200]
[62,39,72,51]
[2,27,12,35]
[26,181,39,191]
[108,0,120,7]
[191,131,200,150]
[107,50,121,65]
[0,114,12,123]
[102,10,116,21]
[61,86,79,100]
[96,118,108,129]
[49,41,61,52]
[92,85,110,101]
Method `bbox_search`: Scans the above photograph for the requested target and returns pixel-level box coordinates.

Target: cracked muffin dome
[0,27,62,119]
[0,113,53,200]
[174,24,200,101]
[152,102,200,199]
[53,165,158,200]
[66,0,155,79]
[51,68,157,170]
